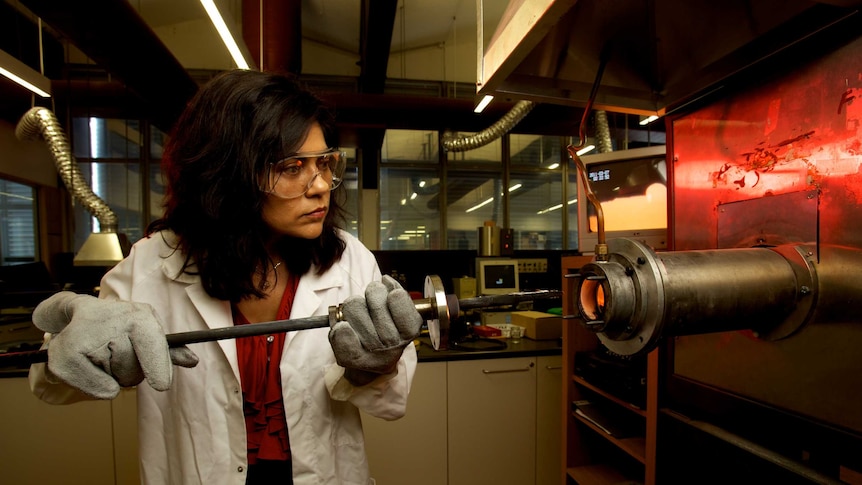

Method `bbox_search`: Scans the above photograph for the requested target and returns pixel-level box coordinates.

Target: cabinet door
[112,387,140,484]
[536,355,562,485]
[447,357,537,485]
[0,377,116,485]
[361,362,448,485]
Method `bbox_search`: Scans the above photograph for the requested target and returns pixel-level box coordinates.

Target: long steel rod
[0,289,561,367]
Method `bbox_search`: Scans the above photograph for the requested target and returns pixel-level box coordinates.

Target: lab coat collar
[290,264,343,319]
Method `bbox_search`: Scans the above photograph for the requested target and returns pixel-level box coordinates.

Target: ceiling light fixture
[466,184,522,212]
[575,144,595,156]
[466,197,494,213]
[0,49,51,98]
[474,94,494,113]
[200,0,252,69]
[639,115,659,126]
[536,198,578,215]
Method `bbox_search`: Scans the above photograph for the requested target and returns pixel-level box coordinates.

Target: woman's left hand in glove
[329,275,423,386]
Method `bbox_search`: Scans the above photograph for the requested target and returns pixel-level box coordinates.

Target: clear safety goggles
[262,148,346,199]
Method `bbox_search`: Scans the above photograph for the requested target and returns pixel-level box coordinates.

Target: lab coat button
[237,466,244,473]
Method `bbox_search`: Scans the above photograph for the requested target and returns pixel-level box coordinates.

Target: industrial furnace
[570,21,862,482]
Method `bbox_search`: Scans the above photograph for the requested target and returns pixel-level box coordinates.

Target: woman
[29,69,422,485]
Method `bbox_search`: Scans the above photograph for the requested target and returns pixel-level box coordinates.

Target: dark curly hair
[148,69,347,302]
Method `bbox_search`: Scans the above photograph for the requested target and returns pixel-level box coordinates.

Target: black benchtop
[415,335,562,362]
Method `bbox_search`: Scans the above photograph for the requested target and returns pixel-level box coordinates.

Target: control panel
[518,258,548,274]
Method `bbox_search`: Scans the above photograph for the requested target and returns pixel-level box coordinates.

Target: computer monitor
[476,258,519,296]
[576,145,668,253]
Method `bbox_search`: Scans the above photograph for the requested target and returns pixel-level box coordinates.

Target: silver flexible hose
[16,107,118,231]
[595,110,613,153]
[442,100,536,152]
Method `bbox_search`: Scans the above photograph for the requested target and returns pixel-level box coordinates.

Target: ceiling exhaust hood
[479,0,862,116]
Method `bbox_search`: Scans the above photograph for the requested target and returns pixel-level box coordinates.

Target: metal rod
[662,409,846,485]
[0,288,561,368]
[455,289,561,311]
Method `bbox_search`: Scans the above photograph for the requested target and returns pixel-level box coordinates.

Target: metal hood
[479,0,862,116]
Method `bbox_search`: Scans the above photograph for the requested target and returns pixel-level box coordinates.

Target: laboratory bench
[415,334,563,362]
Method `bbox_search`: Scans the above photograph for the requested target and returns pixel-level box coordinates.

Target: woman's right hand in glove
[32,292,198,399]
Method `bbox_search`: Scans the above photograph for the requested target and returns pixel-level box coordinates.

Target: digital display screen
[588,169,611,182]
[483,263,517,289]
[586,156,668,232]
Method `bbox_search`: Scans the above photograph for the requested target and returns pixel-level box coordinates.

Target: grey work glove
[329,275,423,386]
[32,292,199,399]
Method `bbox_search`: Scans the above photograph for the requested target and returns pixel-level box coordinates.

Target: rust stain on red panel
[671,35,862,250]
[710,130,823,190]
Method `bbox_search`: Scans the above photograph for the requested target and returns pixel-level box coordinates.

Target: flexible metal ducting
[16,107,118,231]
[441,100,536,152]
[594,110,613,153]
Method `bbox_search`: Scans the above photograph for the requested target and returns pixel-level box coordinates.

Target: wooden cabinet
[0,377,138,485]
[536,355,563,485]
[363,355,562,485]
[561,256,659,485]
[448,357,537,485]
[361,361,448,485]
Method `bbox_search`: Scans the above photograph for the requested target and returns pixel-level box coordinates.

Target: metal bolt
[637,257,646,265]
[800,286,811,295]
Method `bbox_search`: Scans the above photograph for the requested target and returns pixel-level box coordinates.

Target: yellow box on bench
[511,311,562,340]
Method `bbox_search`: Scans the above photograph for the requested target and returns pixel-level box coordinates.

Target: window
[509,134,565,250]
[379,167,441,249]
[71,118,144,251]
[445,171,504,249]
[510,171,564,249]
[338,148,360,239]
[379,130,441,249]
[0,179,37,264]
[446,135,504,250]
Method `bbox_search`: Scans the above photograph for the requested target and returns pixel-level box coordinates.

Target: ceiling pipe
[441,100,536,152]
[359,0,398,94]
[242,0,301,74]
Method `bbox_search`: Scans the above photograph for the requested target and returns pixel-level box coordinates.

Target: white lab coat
[30,229,417,485]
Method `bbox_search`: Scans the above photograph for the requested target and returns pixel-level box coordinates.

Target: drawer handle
[482,362,534,374]
[545,365,562,370]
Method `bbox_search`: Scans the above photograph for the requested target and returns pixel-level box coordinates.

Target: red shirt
[233,274,300,464]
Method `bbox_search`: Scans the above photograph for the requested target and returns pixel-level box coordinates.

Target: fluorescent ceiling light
[639,115,659,125]
[466,197,494,213]
[536,198,578,215]
[537,203,563,215]
[466,184,521,212]
[0,49,51,98]
[575,145,595,156]
[200,0,251,69]
[474,95,494,113]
